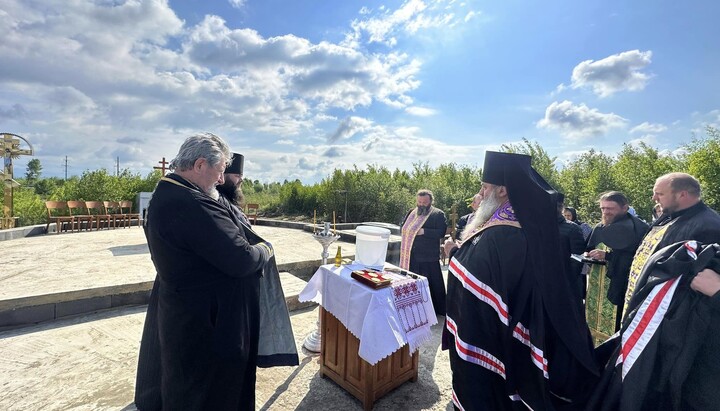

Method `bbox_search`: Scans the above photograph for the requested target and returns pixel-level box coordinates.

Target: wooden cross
[153,157,169,175]
[2,133,33,229]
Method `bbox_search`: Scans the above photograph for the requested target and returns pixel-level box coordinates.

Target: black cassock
[445,224,597,410]
[586,241,720,411]
[134,174,275,411]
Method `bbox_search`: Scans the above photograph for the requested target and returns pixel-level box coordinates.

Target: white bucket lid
[356,225,390,238]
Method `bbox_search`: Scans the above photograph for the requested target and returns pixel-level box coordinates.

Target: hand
[691,269,720,297]
[586,249,606,260]
[443,238,458,256]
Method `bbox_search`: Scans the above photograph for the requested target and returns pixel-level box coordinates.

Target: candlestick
[304,227,341,352]
[313,210,316,234]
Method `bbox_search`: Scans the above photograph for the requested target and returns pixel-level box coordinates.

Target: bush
[12,187,46,226]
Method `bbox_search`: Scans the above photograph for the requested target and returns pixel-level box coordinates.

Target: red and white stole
[399,209,432,270]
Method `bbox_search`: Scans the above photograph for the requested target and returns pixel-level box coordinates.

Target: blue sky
[1,0,719,183]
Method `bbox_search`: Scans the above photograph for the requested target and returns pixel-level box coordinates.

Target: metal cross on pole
[2,133,34,229]
[153,157,169,175]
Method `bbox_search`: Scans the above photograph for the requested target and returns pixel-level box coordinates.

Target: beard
[461,188,503,242]
[217,179,244,205]
[206,186,220,201]
[417,205,430,215]
[602,212,624,226]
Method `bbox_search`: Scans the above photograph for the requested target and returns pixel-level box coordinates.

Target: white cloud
[628,135,657,147]
[405,106,437,116]
[697,109,720,130]
[659,147,687,158]
[182,15,423,111]
[630,122,667,134]
[228,0,246,9]
[550,83,567,97]
[571,50,653,97]
[328,116,374,142]
[0,103,27,121]
[464,11,479,22]
[323,147,343,157]
[232,123,491,184]
[0,1,448,177]
[537,100,627,140]
[345,0,471,48]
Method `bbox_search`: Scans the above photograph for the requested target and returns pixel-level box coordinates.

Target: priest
[442,151,597,410]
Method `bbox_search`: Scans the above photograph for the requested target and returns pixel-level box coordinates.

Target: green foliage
[52,169,162,205]
[25,159,42,183]
[314,166,408,224]
[686,126,720,211]
[417,163,483,221]
[558,150,615,223]
[12,187,46,226]
[7,131,720,229]
[33,177,64,197]
[501,138,561,189]
[259,163,483,225]
[277,179,321,215]
[6,169,162,226]
[612,143,682,221]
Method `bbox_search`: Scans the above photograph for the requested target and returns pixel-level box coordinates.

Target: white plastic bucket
[355,225,391,268]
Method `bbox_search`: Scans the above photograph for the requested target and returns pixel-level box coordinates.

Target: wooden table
[319,306,419,410]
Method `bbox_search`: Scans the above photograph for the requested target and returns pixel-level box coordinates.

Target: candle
[333,211,336,234]
[313,210,316,234]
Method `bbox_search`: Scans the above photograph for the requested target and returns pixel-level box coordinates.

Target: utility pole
[116,156,120,177]
[64,156,68,180]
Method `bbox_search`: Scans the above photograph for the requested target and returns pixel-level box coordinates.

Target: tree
[33,177,63,197]
[612,143,682,221]
[13,187,46,226]
[558,150,615,224]
[685,126,720,211]
[501,138,561,189]
[25,159,42,184]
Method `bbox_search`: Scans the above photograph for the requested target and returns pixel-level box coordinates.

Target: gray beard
[417,205,430,215]
[207,186,220,201]
[461,190,502,242]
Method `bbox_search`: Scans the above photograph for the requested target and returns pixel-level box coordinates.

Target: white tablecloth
[298,263,437,365]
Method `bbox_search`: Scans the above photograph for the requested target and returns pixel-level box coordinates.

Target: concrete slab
[0,305,453,411]
[0,221,453,410]
[281,272,317,312]
[0,226,357,310]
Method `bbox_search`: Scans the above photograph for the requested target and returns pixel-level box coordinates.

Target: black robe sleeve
[167,195,271,279]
